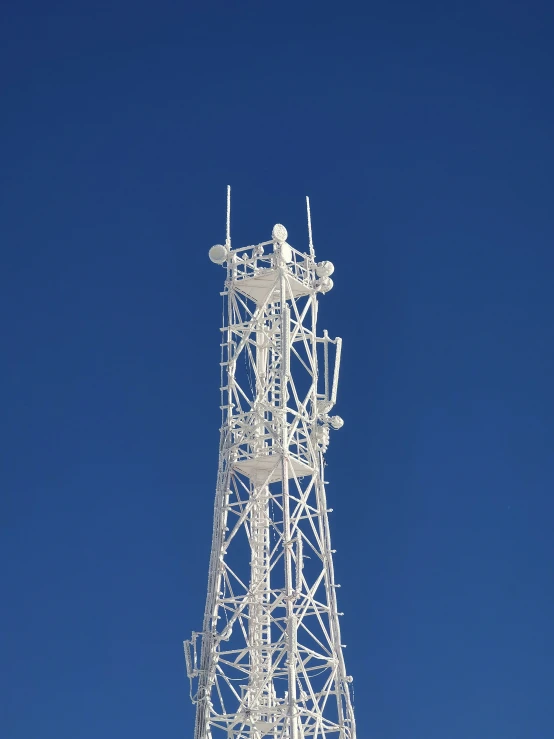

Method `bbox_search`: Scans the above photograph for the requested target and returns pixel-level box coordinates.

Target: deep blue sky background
[2,1,554,737]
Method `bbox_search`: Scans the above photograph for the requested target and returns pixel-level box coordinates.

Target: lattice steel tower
[185,189,356,739]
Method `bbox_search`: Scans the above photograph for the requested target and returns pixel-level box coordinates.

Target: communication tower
[185,188,356,738]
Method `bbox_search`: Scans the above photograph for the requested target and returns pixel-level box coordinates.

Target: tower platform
[233,268,313,305]
[233,453,314,483]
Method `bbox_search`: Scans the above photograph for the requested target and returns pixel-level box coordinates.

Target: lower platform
[233,454,314,483]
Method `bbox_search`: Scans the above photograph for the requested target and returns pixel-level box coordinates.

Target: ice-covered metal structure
[185,188,356,739]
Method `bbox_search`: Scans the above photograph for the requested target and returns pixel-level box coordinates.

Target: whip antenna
[306,195,315,257]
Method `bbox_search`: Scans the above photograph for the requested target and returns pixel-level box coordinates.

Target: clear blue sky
[2,1,554,737]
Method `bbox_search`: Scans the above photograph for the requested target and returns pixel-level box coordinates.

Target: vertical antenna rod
[226,185,231,248]
[306,195,315,257]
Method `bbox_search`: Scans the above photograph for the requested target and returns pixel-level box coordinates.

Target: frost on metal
[185,188,356,739]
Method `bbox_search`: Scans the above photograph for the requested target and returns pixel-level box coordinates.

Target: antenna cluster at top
[207,187,335,293]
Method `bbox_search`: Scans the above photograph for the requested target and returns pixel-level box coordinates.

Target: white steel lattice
[185,190,356,739]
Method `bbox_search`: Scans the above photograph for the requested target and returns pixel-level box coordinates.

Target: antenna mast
[306,196,315,257]
[187,194,355,739]
[226,185,231,248]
